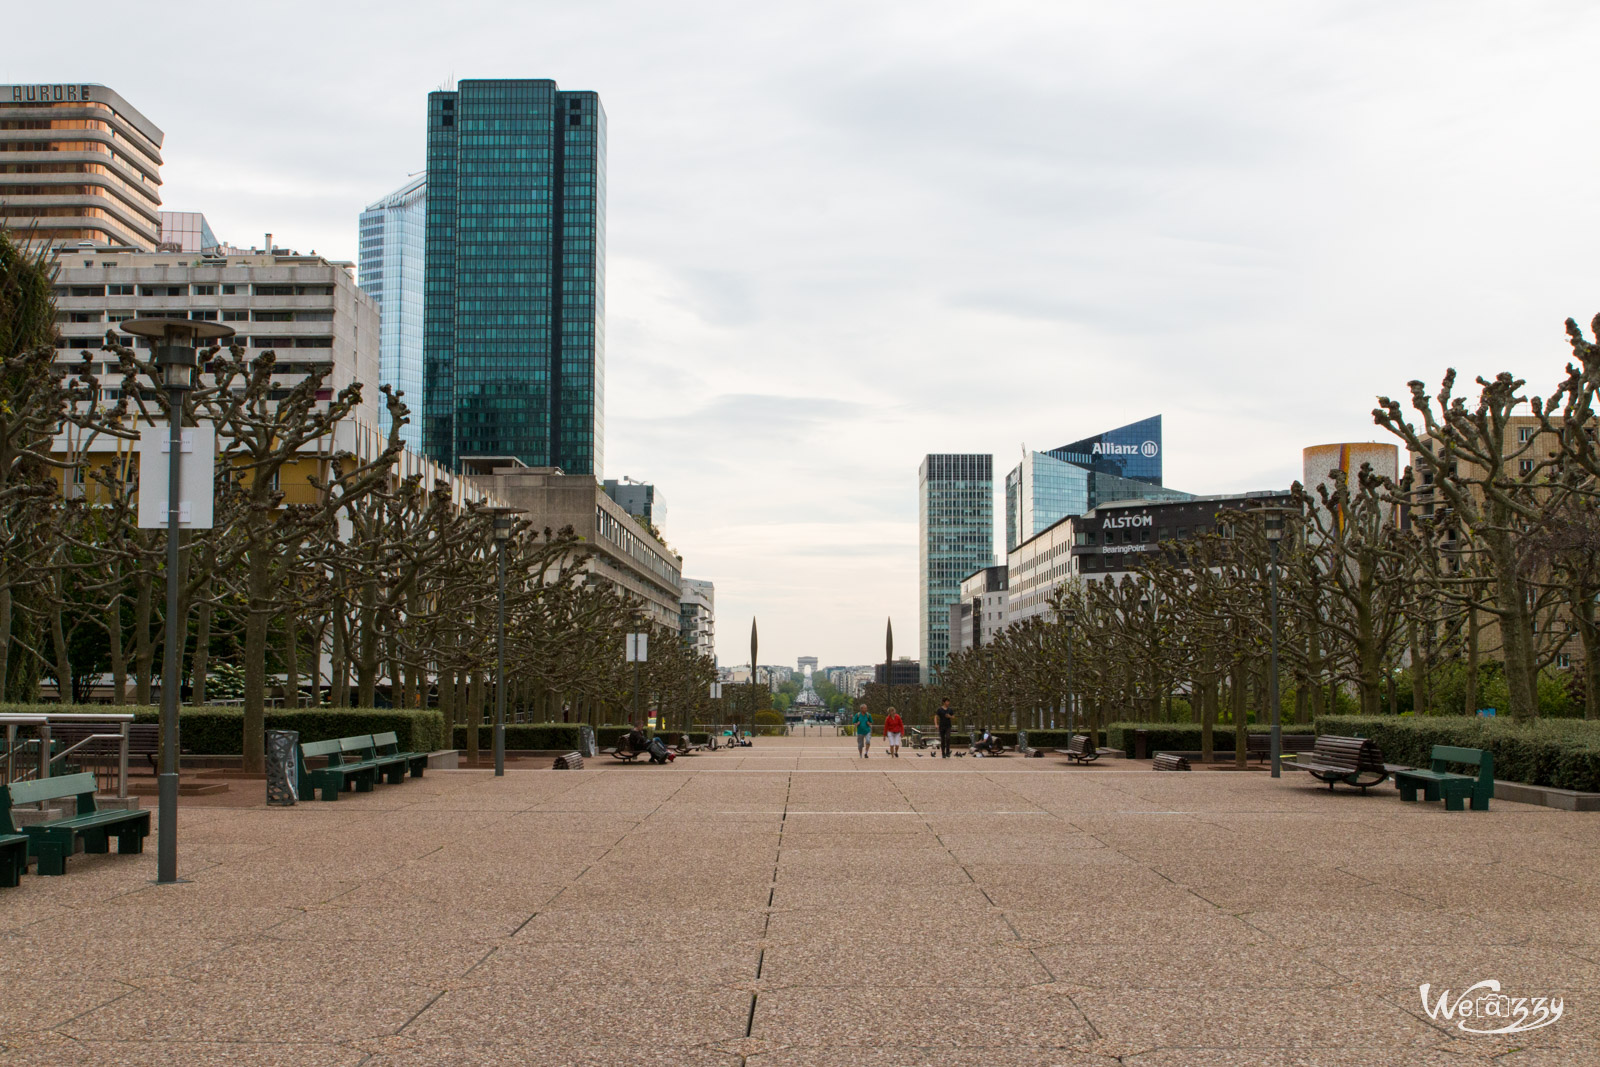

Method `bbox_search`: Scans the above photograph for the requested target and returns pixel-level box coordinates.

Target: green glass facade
[423,79,606,473]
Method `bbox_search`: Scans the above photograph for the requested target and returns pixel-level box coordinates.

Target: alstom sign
[1091,440,1159,459]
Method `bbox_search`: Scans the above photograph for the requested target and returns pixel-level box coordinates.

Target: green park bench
[372,731,430,778]
[1396,745,1493,811]
[297,738,380,801]
[1,772,149,876]
[0,825,27,887]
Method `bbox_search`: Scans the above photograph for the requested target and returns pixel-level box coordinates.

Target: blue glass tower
[423,79,606,474]
[1006,416,1191,551]
[359,174,426,452]
[920,454,995,684]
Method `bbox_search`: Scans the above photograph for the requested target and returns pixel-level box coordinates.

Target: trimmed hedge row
[1018,729,1106,751]
[453,724,590,751]
[0,705,448,755]
[1103,722,1314,755]
[1315,715,1600,793]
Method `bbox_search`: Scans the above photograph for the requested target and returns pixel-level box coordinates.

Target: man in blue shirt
[854,704,873,759]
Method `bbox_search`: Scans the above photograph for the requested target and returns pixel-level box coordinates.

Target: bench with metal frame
[1058,734,1100,764]
[296,738,380,801]
[1152,752,1191,771]
[1287,735,1389,791]
[1,772,149,876]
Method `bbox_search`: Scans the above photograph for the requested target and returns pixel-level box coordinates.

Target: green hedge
[0,705,448,755]
[1315,715,1600,793]
[1103,722,1315,755]
[453,724,590,751]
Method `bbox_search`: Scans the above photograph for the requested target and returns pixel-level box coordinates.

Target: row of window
[56,283,336,298]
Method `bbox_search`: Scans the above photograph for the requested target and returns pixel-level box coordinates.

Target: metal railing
[1,713,135,801]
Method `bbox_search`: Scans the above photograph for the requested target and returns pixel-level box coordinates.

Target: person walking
[883,707,904,758]
[854,704,874,758]
[936,698,954,759]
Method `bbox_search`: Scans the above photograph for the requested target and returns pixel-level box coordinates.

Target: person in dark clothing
[936,699,954,758]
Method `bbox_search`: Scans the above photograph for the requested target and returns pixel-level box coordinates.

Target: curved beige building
[1303,442,1399,495]
[0,83,163,250]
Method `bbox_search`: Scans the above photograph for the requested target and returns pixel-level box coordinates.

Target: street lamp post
[1264,510,1287,778]
[121,318,233,885]
[490,509,517,777]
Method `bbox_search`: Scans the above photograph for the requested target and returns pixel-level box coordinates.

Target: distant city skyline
[7,3,1598,665]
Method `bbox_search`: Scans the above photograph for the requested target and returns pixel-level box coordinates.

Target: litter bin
[1133,730,1149,760]
[579,724,597,759]
[266,729,299,805]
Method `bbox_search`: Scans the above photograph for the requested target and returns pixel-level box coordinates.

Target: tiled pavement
[1,736,1597,1065]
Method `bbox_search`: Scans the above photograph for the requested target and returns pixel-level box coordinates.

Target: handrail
[2,718,131,798]
[0,712,134,722]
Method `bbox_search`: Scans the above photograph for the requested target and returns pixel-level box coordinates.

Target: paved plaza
[1,735,1597,1065]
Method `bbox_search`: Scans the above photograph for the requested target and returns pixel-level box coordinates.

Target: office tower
[1005,415,1192,551]
[360,175,427,452]
[919,453,994,683]
[602,478,663,529]
[423,79,606,474]
[0,83,162,250]
[158,212,220,254]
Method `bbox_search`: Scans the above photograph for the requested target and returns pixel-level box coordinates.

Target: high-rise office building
[680,578,716,660]
[919,453,994,683]
[423,79,606,474]
[0,83,163,250]
[1005,415,1191,551]
[360,175,427,452]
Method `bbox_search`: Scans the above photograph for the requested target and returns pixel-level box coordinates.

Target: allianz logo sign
[1102,515,1153,529]
[1420,980,1562,1035]
[1090,440,1159,458]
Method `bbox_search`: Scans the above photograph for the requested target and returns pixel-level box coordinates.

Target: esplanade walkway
[1,735,1594,1064]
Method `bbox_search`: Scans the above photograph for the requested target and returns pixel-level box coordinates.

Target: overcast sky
[14,0,1600,668]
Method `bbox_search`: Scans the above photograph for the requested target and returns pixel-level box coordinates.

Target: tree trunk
[1200,678,1216,763]
[329,593,348,708]
[134,571,154,706]
[0,585,10,702]
[190,597,212,706]
[242,547,271,774]
[466,668,481,763]
[356,578,378,708]
[107,575,126,706]
[283,611,300,709]
[1463,606,1480,716]
[50,580,73,704]
[1232,665,1247,768]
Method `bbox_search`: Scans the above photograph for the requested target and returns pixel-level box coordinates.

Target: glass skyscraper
[359,174,427,452]
[423,79,606,474]
[919,454,995,684]
[1005,415,1191,551]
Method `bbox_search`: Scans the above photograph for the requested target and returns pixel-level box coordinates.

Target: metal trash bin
[579,724,597,759]
[1133,729,1149,761]
[266,729,299,806]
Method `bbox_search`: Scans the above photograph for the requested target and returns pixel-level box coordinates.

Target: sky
[13,0,1600,668]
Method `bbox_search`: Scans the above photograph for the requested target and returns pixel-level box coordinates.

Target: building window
[222,284,236,294]
[108,284,134,296]
[1557,653,1572,669]
[1519,427,1533,443]
[1520,459,1534,475]
[192,284,216,295]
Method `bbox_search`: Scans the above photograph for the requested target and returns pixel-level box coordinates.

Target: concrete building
[680,578,715,660]
[359,175,427,453]
[0,83,163,250]
[461,461,682,631]
[919,453,995,683]
[423,79,606,475]
[1007,491,1292,623]
[47,248,382,427]
[602,478,663,530]
[948,565,1010,656]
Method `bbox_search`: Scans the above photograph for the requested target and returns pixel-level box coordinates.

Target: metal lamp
[1260,507,1288,778]
[118,318,233,885]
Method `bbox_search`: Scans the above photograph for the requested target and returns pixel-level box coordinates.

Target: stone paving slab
[1,734,1593,1063]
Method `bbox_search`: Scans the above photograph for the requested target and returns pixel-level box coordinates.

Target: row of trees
[2,232,717,770]
[940,314,1600,754]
